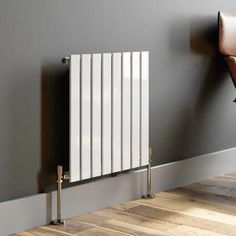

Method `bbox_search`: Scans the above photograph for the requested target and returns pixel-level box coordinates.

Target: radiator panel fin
[92,54,102,177]
[81,54,91,180]
[102,53,112,175]
[112,53,122,173]
[122,52,131,171]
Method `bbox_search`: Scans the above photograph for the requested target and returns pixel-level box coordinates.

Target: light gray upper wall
[0,0,236,202]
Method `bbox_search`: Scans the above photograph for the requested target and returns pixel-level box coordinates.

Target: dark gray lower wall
[0,0,236,202]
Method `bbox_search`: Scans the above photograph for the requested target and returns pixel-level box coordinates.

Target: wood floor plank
[93,207,179,231]
[76,226,131,236]
[73,212,111,225]
[213,175,236,181]
[112,201,141,210]
[169,187,236,206]
[42,219,92,234]
[224,172,236,178]
[126,205,236,236]
[166,225,226,236]
[99,219,171,236]
[94,207,151,225]
[140,219,179,232]
[14,227,73,236]
[163,188,236,208]
[184,182,236,199]
[15,171,236,236]
[137,192,236,225]
[201,178,236,189]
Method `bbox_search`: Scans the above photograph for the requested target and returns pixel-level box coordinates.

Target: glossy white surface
[81,54,91,180]
[92,54,102,177]
[112,53,122,173]
[102,53,112,175]
[69,51,149,182]
[70,55,81,182]
[131,52,140,168]
[141,52,149,165]
[122,52,131,170]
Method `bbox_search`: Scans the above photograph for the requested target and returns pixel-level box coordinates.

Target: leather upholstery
[225,56,236,87]
[219,12,236,56]
[219,12,236,88]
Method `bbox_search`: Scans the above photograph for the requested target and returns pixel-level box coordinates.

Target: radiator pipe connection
[50,165,69,225]
[142,147,155,199]
[61,57,70,64]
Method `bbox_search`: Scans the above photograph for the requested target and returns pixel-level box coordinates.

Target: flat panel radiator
[69,51,149,182]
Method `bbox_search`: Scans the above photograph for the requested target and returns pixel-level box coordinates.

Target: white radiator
[69,51,149,182]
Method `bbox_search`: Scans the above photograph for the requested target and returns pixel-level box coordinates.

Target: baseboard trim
[1,147,236,235]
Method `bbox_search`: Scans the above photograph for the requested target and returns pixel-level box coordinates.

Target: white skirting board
[1,147,236,236]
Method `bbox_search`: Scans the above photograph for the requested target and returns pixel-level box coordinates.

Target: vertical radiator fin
[141,52,149,166]
[70,55,81,182]
[122,52,131,171]
[102,53,112,175]
[131,52,140,168]
[81,54,91,180]
[112,53,122,173]
[92,54,102,177]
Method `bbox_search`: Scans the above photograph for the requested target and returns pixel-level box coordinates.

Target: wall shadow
[37,59,143,193]
[151,15,230,167]
[190,16,228,112]
[38,61,69,193]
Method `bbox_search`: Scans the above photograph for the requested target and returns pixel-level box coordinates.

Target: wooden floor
[15,172,236,236]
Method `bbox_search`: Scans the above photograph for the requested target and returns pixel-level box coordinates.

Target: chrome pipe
[142,147,155,199]
[50,165,65,225]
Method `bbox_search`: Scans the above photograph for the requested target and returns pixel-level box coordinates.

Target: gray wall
[1,0,236,203]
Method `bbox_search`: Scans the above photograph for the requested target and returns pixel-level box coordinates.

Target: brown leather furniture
[219,12,236,88]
